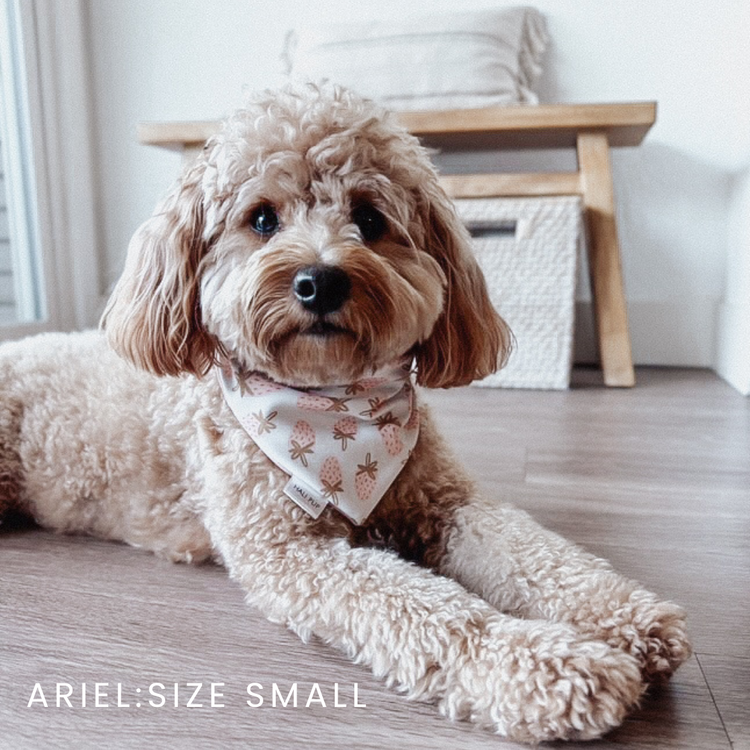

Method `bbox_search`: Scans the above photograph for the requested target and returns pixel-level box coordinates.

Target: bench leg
[577,130,635,387]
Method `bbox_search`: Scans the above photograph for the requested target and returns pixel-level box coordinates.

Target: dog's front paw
[621,595,692,683]
[441,622,645,743]
[578,590,692,683]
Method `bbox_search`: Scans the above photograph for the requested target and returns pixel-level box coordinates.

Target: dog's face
[103,85,510,388]
[196,94,450,386]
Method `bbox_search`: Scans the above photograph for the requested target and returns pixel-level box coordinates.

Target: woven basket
[454,196,582,390]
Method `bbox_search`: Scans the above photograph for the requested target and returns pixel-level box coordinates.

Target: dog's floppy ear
[101,158,216,377]
[413,182,512,388]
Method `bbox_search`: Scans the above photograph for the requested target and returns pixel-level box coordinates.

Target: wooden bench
[139,102,656,387]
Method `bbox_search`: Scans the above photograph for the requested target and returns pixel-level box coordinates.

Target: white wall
[83,0,750,375]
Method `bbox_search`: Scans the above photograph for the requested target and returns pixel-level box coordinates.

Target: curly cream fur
[0,84,689,743]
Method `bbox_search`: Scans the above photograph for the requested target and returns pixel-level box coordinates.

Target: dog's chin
[253,327,393,388]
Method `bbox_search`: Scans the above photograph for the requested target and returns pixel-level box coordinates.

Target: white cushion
[282,7,548,111]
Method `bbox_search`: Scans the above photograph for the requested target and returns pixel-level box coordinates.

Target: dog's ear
[413,182,512,388]
[101,158,216,377]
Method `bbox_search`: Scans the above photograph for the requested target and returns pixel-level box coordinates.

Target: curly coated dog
[0,84,690,742]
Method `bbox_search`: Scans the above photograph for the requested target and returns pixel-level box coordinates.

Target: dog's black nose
[293,266,351,315]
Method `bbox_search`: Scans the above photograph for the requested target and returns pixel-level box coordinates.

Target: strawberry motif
[327,397,351,413]
[355,453,379,501]
[346,376,388,395]
[288,420,315,467]
[297,392,351,413]
[319,456,344,505]
[239,373,285,397]
[332,416,358,451]
[243,409,278,437]
[360,396,387,418]
[297,392,333,411]
[375,412,404,456]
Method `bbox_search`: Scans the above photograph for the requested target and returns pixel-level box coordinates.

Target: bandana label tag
[284,477,328,519]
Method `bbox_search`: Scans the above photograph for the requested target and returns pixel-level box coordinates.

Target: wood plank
[137,120,219,151]
[599,658,731,750]
[398,102,657,147]
[440,172,581,198]
[577,130,635,387]
[697,655,750,750]
[137,102,657,152]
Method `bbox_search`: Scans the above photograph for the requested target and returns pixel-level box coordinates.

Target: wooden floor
[1,368,748,749]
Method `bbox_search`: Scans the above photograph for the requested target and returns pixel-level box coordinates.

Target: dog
[0,84,690,742]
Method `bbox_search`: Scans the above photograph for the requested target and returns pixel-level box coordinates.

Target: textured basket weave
[454,196,582,390]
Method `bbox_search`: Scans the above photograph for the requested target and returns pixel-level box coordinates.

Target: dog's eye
[249,203,279,236]
[352,204,387,243]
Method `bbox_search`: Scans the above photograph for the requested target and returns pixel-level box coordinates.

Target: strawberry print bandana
[217,358,420,524]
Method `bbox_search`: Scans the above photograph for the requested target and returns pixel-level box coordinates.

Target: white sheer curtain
[0,0,45,326]
[0,0,101,342]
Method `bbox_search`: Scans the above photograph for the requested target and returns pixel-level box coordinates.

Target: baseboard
[574,298,718,368]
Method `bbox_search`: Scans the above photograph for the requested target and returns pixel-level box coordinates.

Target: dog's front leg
[439,497,691,684]
[196,433,642,742]
[206,503,644,742]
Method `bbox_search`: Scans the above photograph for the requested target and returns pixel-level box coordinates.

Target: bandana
[217,358,420,524]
